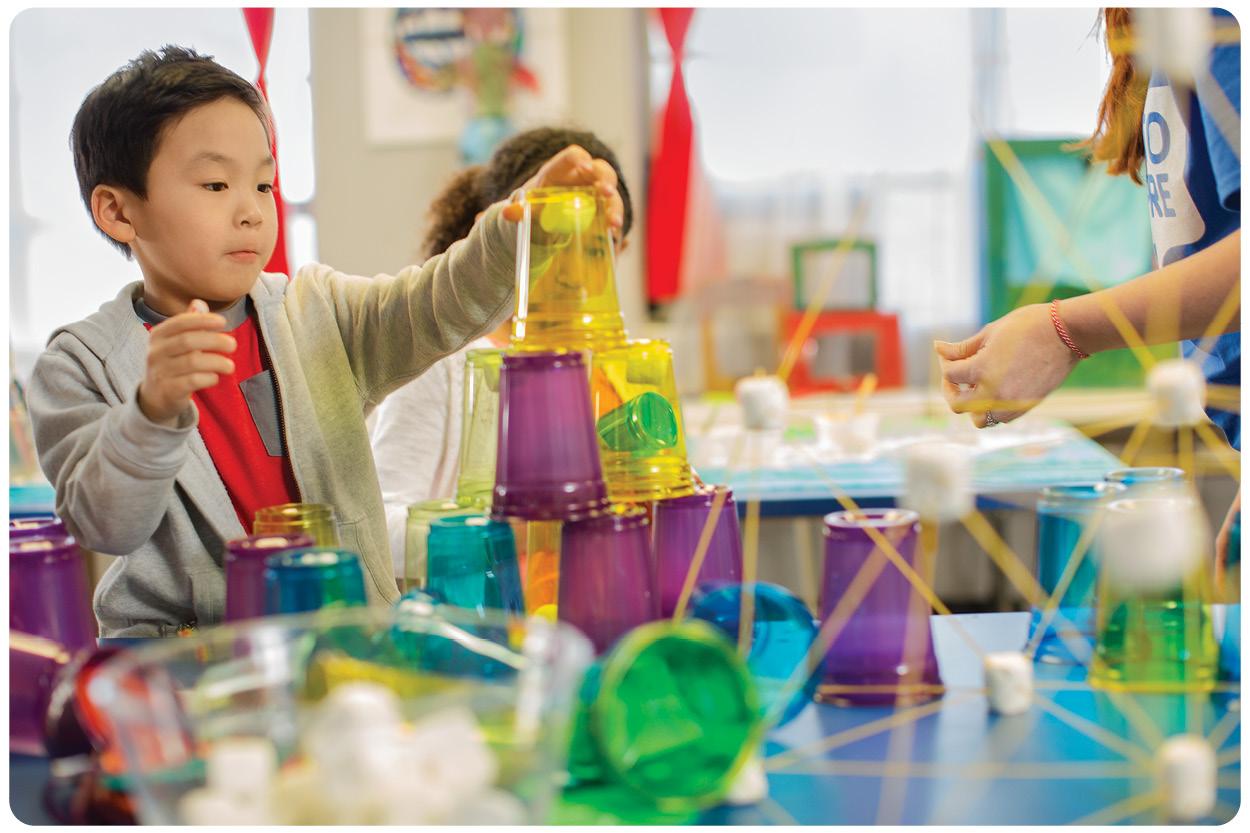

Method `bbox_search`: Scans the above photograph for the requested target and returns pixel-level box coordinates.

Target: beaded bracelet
[1049,299,1089,360]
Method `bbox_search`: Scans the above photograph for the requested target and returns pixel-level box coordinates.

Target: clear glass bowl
[86,604,593,824]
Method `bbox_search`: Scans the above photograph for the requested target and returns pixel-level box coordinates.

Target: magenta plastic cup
[817,508,943,706]
[9,515,68,542]
[559,505,659,654]
[492,351,610,522]
[224,533,316,622]
[652,486,743,618]
[10,535,96,652]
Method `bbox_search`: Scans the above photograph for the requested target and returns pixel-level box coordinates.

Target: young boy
[26,46,624,637]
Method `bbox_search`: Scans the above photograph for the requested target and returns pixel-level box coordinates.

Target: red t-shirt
[140,301,299,533]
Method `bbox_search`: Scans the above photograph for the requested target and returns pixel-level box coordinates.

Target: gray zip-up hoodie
[27,204,516,636]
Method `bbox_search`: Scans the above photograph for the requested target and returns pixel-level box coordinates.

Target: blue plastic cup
[1031,482,1125,664]
[426,515,524,616]
[263,548,367,615]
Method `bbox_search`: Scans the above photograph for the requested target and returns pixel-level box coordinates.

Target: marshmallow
[815,413,880,455]
[205,737,277,801]
[178,788,275,826]
[724,752,768,805]
[1099,495,1206,593]
[901,442,973,522]
[406,706,498,803]
[1156,734,1217,822]
[269,759,330,825]
[735,374,789,431]
[982,652,1033,716]
[1148,359,1208,427]
[1133,8,1215,86]
[448,788,528,825]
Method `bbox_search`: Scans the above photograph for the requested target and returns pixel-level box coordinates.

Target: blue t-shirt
[1143,8,1241,450]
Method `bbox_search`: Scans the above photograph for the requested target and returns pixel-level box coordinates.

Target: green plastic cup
[595,391,679,455]
[455,348,504,509]
[567,620,760,812]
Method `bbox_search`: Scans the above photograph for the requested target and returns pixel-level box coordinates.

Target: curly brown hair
[1074,8,1148,184]
[420,127,633,260]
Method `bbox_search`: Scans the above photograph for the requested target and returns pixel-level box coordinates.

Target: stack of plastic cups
[492,351,610,522]
[404,499,476,592]
[253,503,340,547]
[425,515,524,616]
[590,340,696,503]
[560,505,658,655]
[690,582,819,727]
[566,620,760,812]
[223,533,315,622]
[1030,483,1126,664]
[10,534,97,652]
[510,186,627,354]
[455,348,505,510]
[817,509,943,706]
[263,549,367,615]
[1089,495,1218,692]
[652,486,743,618]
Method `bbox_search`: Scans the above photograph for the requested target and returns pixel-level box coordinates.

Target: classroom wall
[308,8,650,329]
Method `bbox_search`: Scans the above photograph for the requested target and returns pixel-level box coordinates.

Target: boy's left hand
[502,144,624,235]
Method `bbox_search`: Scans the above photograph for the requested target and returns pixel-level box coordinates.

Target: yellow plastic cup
[455,348,505,510]
[511,187,627,354]
[253,503,340,547]
[589,340,696,503]
[403,499,476,592]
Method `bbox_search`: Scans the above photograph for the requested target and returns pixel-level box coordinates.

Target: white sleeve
[368,353,462,578]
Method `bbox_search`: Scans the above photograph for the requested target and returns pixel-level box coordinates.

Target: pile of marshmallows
[179,683,524,825]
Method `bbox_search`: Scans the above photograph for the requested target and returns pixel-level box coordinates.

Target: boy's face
[125,97,277,314]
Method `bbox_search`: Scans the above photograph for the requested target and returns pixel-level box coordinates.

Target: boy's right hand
[137,299,236,426]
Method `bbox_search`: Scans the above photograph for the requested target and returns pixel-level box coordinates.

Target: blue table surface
[695,421,1124,517]
[9,612,1241,825]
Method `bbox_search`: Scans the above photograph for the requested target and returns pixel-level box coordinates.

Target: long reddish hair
[1076,8,1148,183]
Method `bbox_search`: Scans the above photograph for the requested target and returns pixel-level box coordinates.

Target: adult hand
[500,144,625,236]
[935,303,1080,428]
[137,299,236,426]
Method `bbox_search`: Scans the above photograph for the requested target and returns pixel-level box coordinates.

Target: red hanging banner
[243,7,291,276]
[646,8,696,304]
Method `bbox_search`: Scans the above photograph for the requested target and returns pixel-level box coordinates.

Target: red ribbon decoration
[243,8,290,276]
[646,8,696,304]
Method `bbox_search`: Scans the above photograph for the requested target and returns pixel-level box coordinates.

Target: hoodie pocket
[188,566,226,626]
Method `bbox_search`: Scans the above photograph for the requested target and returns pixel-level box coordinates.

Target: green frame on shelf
[790,238,878,312]
[982,138,1175,388]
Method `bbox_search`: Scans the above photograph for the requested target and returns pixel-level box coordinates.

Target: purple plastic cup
[10,631,70,755]
[10,535,96,652]
[492,351,610,521]
[559,505,659,654]
[9,515,68,542]
[817,508,943,706]
[652,486,743,617]
[224,533,316,622]
[10,631,119,758]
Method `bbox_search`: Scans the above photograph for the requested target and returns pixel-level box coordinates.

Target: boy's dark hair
[70,45,272,257]
[422,127,634,260]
